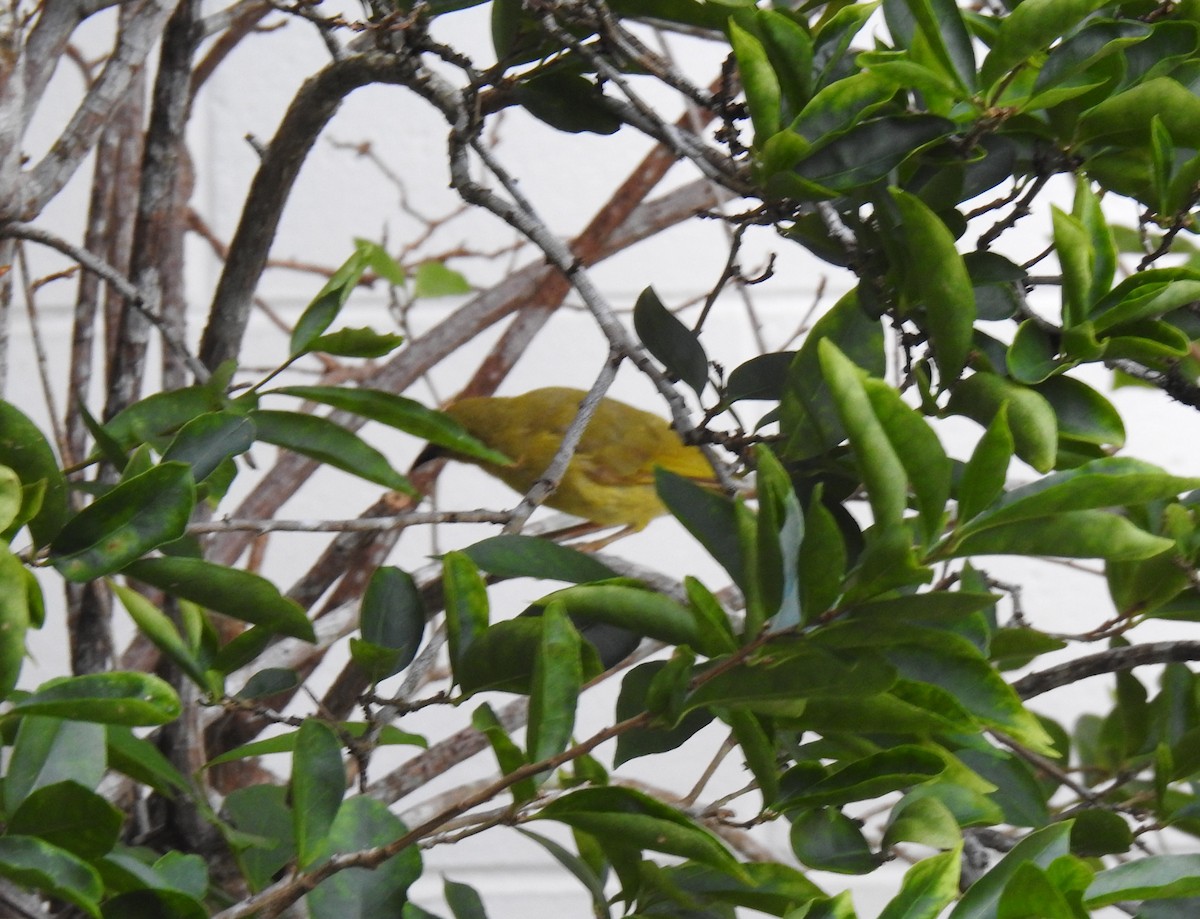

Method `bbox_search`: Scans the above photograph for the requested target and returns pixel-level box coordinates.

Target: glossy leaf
[161,411,255,483]
[250,409,416,495]
[781,289,885,459]
[886,0,974,92]
[1035,375,1124,448]
[790,808,878,874]
[49,463,196,581]
[0,401,68,544]
[463,534,616,583]
[125,556,315,642]
[957,405,1013,524]
[5,717,106,812]
[980,0,1113,89]
[272,386,509,466]
[877,846,961,919]
[106,725,189,797]
[293,719,345,869]
[10,672,181,725]
[889,188,975,384]
[207,722,425,767]
[656,468,746,589]
[0,836,102,917]
[291,247,369,356]
[724,351,796,404]
[945,373,1057,472]
[819,340,907,528]
[614,660,714,766]
[778,746,945,810]
[111,583,210,689]
[1077,77,1200,149]
[354,566,425,682]
[536,786,744,876]
[794,115,956,194]
[527,602,581,765]
[1086,854,1200,907]
[731,20,781,143]
[883,795,962,850]
[948,822,1072,919]
[443,551,490,681]
[633,287,709,395]
[8,781,122,859]
[541,583,708,653]
[0,543,30,698]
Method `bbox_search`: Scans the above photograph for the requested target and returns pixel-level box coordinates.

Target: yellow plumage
[444,387,714,530]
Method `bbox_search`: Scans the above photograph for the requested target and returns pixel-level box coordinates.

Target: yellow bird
[442,387,716,530]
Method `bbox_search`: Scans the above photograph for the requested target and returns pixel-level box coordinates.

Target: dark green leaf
[789,808,878,874]
[111,583,210,689]
[656,468,746,589]
[0,836,102,917]
[250,409,415,495]
[50,463,196,581]
[948,823,1071,918]
[980,0,1114,89]
[275,386,509,466]
[236,668,299,699]
[0,401,68,545]
[291,248,369,356]
[725,352,797,404]
[11,673,181,726]
[443,551,490,682]
[126,556,315,642]
[731,19,781,142]
[161,411,254,483]
[1086,854,1200,908]
[8,781,122,859]
[634,288,709,395]
[614,660,714,766]
[778,746,945,810]
[357,566,425,680]
[513,73,622,135]
[527,602,582,764]
[473,703,535,804]
[306,797,422,918]
[1070,809,1133,856]
[0,545,30,698]
[945,373,1057,472]
[5,717,105,812]
[462,534,617,583]
[293,720,345,869]
[794,116,956,195]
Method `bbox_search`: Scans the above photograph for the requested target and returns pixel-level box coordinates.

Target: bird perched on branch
[439,387,716,530]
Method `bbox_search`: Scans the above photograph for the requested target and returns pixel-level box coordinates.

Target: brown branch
[1014,642,1200,700]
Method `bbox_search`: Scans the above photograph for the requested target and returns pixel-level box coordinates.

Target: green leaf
[1076,77,1200,149]
[889,188,976,383]
[293,720,345,869]
[778,746,946,810]
[541,582,709,653]
[49,463,196,581]
[161,411,255,483]
[306,327,406,359]
[979,0,1114,90]
[536,786,745,877]
[656,468,746,590]
[1052,206,1092,328]
[1086,854,1200,907]
[794,115,956,195]
[106,725,189,797]
[798,488,846,621]
[877,845,961,919]
[111,583,210,689]
[517,829,610,919]
[1070,809,1133,857]
[0,544,30,698]
[513,73,622,135]
[780,289,885,460]
[6,717,106,811]
[250,409,415,495]
[1035,375,1124,449]
[633,287,709,395]
[306,797,422,918]
[462,534,617,583]
[686,642,895,717]
[273,386,509,466]
[473,703,535,804]
[863,377,951,543]
[730,19,781,143]
[444,878,487,919]
[207,723,424,768]
[527,602,582,765]
[957,405,1013,523]
[353,566,425,682]
[10,672,181,726]
[886,0,975,92]
[614,660,714,766]
[725,351,796,404]
[757,9,814,120]
[0,401,68,545]
[102,886,207,919]
[291,247,369,356]
[8,781,122,859]
[883,795,962,850]
[125,556,315,642]
[959,458,1199,535]
[0,836,102,917]
[413,260,472,298]
[945,373,1057,472]
[443,551,490,681]
[236,667,299,699]
[819,340,907,528]
[948,822,1072,919]
[0,465,20,533]
[789,808,878,874]
[996,862,1075,919]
